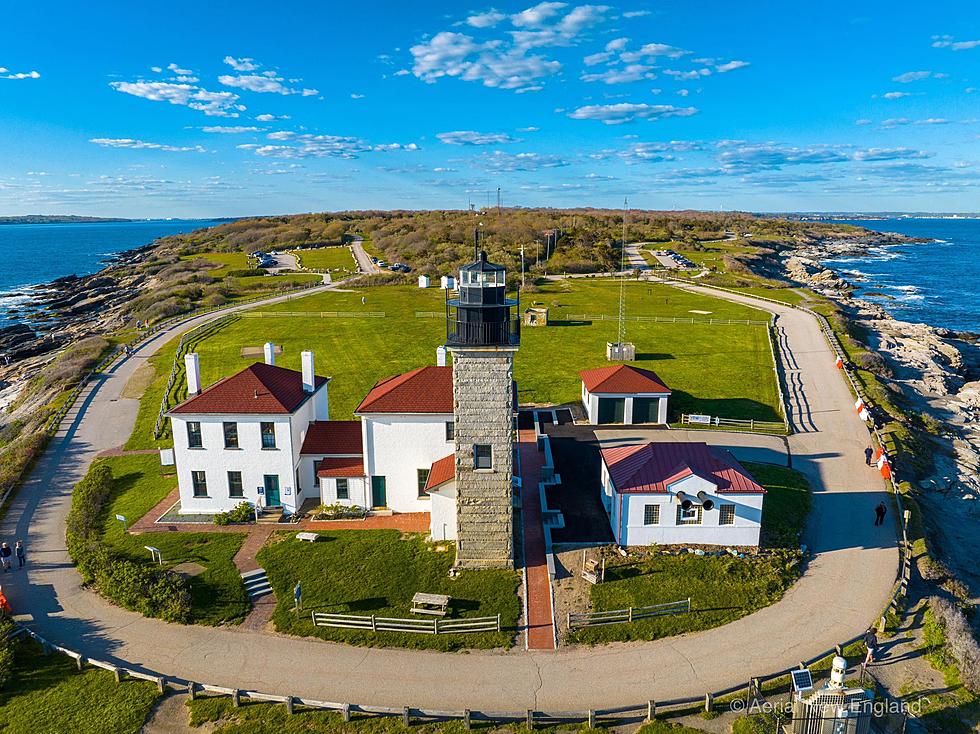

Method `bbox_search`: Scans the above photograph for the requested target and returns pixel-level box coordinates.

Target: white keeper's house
[600,441,765,547]
[580,364,671,425]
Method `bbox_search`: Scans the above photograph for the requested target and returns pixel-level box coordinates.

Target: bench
[411,592,450,617]
[295,532,320,543]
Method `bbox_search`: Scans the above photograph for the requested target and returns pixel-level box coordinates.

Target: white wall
[428,484,457,540]
[361,413,454,512]
[583,387,669,425]
[318,476,369,508]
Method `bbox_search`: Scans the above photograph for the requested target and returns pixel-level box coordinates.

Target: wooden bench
[411,592,450,617]
[295,532,320,543]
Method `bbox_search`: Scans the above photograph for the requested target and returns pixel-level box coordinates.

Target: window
[676,505,703,525]
[474,444,493,470]
[191,471,208,497]
[418,468,431,497]
[223,422,239,449]
[260,422,277,449]
[336,478,349,500]
[227,471,244,498]
[312,459,322,479]
[643,504,660,525]
[719,504,736,526]
[186,421,203,449]
[445,421,455,441]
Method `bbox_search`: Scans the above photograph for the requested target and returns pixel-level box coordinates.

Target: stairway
[241,568,273,601]
[255,508,282,524]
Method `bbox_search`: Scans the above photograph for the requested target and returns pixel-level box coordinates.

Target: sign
[294,582,302,602]
[115,514,126,522]
[159,449,175,467]
[257,486,264,495]
[687,414,712,425]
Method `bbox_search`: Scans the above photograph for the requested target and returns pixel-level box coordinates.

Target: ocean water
[0,219,223,325]
[825,218,980,333]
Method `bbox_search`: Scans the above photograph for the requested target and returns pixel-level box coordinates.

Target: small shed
[440,275,456,290]
[580,364,671,425]
[418,275,431,288]
[523,306,549,327]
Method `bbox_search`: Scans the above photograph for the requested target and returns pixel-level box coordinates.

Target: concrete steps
[241,568,273,601]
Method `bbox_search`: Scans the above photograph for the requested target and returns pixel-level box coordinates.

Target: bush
[214,501,255,526]
[0,617,15,689]
[311,503,368,520]
[856,351,894,378]
[226,268,267,278]
[929,596,980,693]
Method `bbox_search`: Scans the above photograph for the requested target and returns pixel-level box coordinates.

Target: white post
[184,353,201,395]
[436,346,447,367]
[301,351,315,393]
[263,342,276,366]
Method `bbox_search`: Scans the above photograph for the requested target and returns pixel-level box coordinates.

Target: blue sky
[2,1,980,217]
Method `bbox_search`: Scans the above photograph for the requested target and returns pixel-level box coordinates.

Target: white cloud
[622,9,650,17]
[882,91,911,99]
[620,42,688,63]
[350,93,365,99]
[167,63,194,76]
[110,80,244,117]
[567,102,698,124]
[466,9,507,28]
[89,137,207,153]
[931,35,980,51]
[518,126,540,132]
[255,113,291,121]
[201,125,263,133]
[218,72,318,96]
[664,68,711,80]
[475,150,571,171]
[676,89,689,96]
[582,63,656,84]
[716,60,749,73]
[511,2,568,28]
[410,31,560,90]
[855,118,872,125]
[0,67,40,80]
[224,56,260,71]
[437,130,520,145]
[892,70,946,83]
[239,131,418,159]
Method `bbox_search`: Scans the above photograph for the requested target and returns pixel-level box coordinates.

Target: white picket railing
[311,612,501,635]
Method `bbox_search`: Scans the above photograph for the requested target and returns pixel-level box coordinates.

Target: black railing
[446,318,521,347]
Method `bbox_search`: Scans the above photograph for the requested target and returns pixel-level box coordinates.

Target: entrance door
[597,397,626,424]
[371,476,387,508]
[263,475,281,506]
[633,397,660,424]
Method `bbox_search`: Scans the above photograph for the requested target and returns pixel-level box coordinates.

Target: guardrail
[311,612,501,635]
[568,599,691,629]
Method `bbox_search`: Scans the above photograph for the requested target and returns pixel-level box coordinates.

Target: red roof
[601,442,764,495]
[301,421,362,455]
[171,362,328,415]
[316,457,365,478]
[424,453,455,491]
[580,365,670,394]
[355,366,454,414]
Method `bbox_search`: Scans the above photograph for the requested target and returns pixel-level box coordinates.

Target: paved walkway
[518,428,555,650]
[0,281,899,712]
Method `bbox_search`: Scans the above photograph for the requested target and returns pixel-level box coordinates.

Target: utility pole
[497,187,501,211]
[617,198,629,347]
[520,242,526,290]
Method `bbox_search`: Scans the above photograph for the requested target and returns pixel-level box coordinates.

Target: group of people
[0,541,24,571]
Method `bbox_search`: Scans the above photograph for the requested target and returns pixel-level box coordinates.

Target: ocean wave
[886,284,922,294]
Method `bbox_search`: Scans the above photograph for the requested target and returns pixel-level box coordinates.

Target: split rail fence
[679,414,786,435]
[568,599,691,630]
[311,612,501,635]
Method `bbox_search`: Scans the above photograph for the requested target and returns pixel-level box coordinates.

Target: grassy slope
[125,279,779,450]
[290,246,357,273]
[0,641,160,734]
[257,531,520,651]
[96,454,249,625]
[568,464,809,645]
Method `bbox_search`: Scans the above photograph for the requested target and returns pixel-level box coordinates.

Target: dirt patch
[122,361,156,400]
[141,692,208,734]
[552,548,597,645]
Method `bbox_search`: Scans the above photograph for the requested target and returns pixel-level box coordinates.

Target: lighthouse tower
[445,238,519,569]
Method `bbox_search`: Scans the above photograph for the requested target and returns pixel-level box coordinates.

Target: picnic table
[411,592,450,617]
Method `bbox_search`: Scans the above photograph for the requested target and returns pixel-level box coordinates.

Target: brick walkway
[518,428,556,650]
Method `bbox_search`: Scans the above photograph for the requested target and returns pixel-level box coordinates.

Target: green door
[633,397,660,424]
[597,397,626,424]
[263,475,281,506]
[371,476,387,508]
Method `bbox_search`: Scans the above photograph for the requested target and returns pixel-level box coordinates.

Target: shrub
[226,268,267,278]
[0,617,15,689]
[214,501,255,526]
[856,351,894,378]
[929,596,980,693]
[311,503,368,520]
[38,336,111,389]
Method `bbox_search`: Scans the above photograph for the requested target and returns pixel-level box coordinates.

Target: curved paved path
[2,282,898,712]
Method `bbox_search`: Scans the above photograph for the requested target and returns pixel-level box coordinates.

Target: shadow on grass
[634,352,674,361]
[547,319,592,327]
[669,390,781,422]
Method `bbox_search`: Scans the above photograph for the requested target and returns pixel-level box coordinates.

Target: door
[597,397,626,424]
[633,397,660,424]
[371,476,387,508]
[263,475,281,507]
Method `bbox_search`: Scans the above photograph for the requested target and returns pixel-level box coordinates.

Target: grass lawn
[124,279,780,450]
[725,286,806,306]
[567,464,810,645]
[0,639,161,733]
[95,454,250,625]
[257,531,520,650]
[290,246,356,274]
[181,251,248,277]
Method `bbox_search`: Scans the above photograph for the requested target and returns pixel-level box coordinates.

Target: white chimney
[301,350,315,393]
[185,353,201,396]
[263,342,276,365]
[436,345,447,367]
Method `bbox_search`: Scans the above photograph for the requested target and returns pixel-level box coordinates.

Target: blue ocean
[825,218,980,334]
[0,219,223,325]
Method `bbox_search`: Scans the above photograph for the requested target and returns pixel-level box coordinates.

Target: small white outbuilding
[440,275,456,290]
[418,275,430,288]
[580,364,671,425]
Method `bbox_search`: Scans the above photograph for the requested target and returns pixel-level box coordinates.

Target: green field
[181,252,248,277]
[95,454,249,625]
[290,246,357,274]
[568,463,809,645]
[258,530,520,650]
[125,279,779,449]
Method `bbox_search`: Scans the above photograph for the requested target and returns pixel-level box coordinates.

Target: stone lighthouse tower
[445,239,519,569]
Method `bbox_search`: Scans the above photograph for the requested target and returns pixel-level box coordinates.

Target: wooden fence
[311,612,501,635]
[562,313,768,326]
[568,599,691,629]
[241,311,385,318]
[679,414,786,435]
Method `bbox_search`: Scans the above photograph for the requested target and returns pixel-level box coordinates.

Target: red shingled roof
[171,362,328,415]
[601,442,764,494]
[301,421,362,455]
[580,365,670,394]
[424,453,455,491]
[316,457,365,478]
[356,366,454,414]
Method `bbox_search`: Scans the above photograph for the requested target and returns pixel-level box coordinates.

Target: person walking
[865,446,874,466]
[0,543,11,572]
[874,502,887,526]
[863,627,879,666]
[14,541,24,568]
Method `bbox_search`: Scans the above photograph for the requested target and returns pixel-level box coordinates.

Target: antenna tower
[617,197,629,346]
